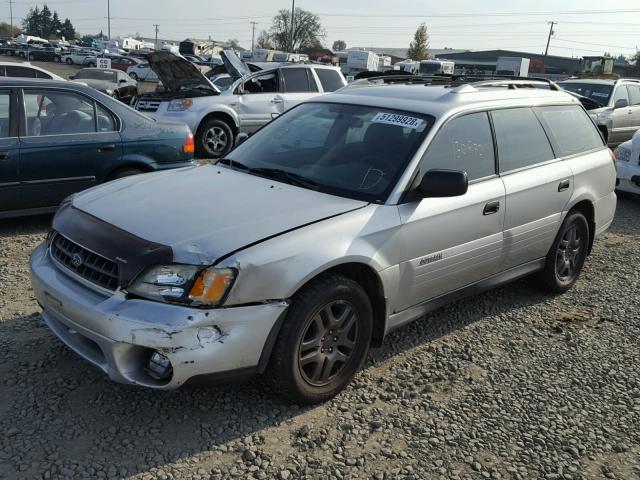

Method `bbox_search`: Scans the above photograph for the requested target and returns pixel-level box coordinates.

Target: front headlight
[167,98,193,111]
[128,265,236,307]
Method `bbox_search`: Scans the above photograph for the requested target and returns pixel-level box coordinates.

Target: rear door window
[0,90,11,138]
[281,68,316,92]
[315,68,345,92]
[23,90,97,136]
[422,112,496,181]
[535,105,604,157]
[5,66,37,78]
[491,108,555,173]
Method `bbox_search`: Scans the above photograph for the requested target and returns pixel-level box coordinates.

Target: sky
[3,0,639,58]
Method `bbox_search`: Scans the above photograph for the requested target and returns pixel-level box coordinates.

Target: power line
[316,8,640,18]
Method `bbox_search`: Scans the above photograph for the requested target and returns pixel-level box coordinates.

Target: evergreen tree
[407,23,429,60]
[60,19,76,40]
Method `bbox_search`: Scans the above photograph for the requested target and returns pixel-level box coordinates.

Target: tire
[28,54,35,61]
[87,62,96,68]
[54,56,61,63]
[532,211,590,293]
[65,58,73,65]
[195,117,234,159]
[107,167,144,181]
[266,274,373,404]
[129,72,138,81]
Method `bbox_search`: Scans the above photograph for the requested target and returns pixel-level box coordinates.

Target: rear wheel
[28,53,35,61]
[87,61,96,68]
[266,275,373,404]
[107,167,144,181]
[195,118,234,159]
[65,57,73,65]
[532,211,589,293]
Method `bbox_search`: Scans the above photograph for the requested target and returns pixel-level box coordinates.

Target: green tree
[51,11,62,37]
[40,4,53,37]
[60,18,76,40]
[22,6,41,36]
[224,38,243,50]
[332,40,346,51]
[270,8,324,52]
[407,23,429,60]
[0,22,22,39]
[21,4,75,39]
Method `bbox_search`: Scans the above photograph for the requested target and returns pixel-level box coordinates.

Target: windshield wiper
[248,167,321,191]
[217,158,250,170]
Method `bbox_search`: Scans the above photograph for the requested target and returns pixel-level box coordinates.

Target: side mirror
[68,75,75,80]
[235,132,249,146]
[615,98,629,109]
[119,78,127,83]
[419,169,468,198]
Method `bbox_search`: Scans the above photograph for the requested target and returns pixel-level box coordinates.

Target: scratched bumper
[29,243,288,389]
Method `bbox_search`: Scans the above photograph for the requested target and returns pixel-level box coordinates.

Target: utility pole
[545,21,557,56]
[250,21,257,51]
[107,0,111,40]
[9,0,13,38]
[153,24,159,50]
[289,0,295,52]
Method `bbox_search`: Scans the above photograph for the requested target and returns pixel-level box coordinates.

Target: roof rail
[348,74,562,91]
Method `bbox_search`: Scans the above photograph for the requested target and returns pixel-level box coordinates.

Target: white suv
[134,51,346,158]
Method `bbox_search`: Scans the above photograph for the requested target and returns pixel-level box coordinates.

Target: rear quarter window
[534,105,604,157]
[315,68,345,92]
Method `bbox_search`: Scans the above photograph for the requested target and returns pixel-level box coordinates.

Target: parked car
[70,67,138,102]
[0,77,195,219]
[134,50,346,158]
[26,45,61,62]
[614,129,640,195]
[61,49,98,66]
[126,61,159,81]
[109,55,141,72]
[30,78,616,403]
[0,61,64,80]
[559,79,640,145]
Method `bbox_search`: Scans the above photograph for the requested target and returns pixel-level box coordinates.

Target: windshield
[225,102,433,202]
[560,83,613,106]
[76,69,116,82]
[419,63,441,74]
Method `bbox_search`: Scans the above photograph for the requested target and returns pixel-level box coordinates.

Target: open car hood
[147,50,219,94]
[221,49,251,80]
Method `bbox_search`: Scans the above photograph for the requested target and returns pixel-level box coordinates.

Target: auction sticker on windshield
[372,112,424,129]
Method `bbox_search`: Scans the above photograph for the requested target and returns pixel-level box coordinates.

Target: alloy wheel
[204,126,228,153]
[297,300,359,386]
[556,225,582,281]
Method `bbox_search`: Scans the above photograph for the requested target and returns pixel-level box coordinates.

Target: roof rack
[349,74,562,91]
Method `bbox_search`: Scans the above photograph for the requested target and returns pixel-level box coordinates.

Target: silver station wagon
[30,77,617,404]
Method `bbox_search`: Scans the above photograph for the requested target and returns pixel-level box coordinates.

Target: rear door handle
[270,97,284,104]
[558,179,571,192]
[483,201,500,215]
[98,144,115,153]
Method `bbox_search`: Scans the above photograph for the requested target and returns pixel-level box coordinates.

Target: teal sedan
[0,77,195,219]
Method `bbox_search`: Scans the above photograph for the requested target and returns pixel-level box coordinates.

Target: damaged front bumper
[29,243,288,389]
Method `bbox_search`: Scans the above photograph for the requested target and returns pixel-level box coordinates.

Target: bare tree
[255,30,273,49]
[270,8,324,52]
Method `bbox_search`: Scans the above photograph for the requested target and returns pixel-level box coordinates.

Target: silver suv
[134,51,346,158]
[560,78,640,146]
[30,78,617,404]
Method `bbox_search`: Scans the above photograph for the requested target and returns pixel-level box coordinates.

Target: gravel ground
[1,198,639,480]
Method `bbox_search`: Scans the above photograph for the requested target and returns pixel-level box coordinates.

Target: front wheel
[65,58,73,65]
[129,72,138,81]
[87,61,96,68]
[195,118,234,159]
[266,275,373,404]
[532,211,590,293]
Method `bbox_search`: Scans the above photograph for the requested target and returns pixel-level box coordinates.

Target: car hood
[221,49,251,80]
[72,78,116,91]
[71,165,368,264]
[147,50,219,94]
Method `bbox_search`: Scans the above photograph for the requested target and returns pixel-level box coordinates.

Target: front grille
[50,233,119,291]
[135,100,161,112]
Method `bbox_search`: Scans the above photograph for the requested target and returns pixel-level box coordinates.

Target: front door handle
[558,179,571,192]
[270,97,284,104]
[98,144,116,153]
[0,152,8,160]
[483,201,500,215]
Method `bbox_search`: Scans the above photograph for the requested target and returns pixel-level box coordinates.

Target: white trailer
[418,59,455,76]
[496,57,530,77]
[395,60,419,74]
[347,50,379,73]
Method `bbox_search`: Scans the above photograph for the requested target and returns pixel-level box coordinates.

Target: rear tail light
[183,131,195,154]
